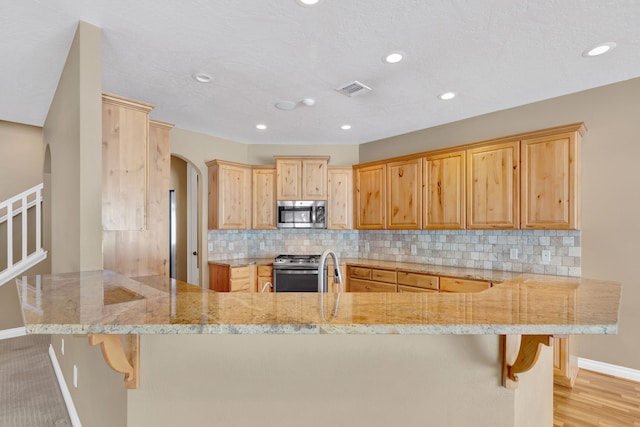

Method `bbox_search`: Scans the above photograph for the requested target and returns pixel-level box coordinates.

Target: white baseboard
[0,327,26,340]
[579,357,640,382]
[48,344,82,427]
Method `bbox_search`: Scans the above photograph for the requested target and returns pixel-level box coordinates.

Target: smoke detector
[335,81,372,97]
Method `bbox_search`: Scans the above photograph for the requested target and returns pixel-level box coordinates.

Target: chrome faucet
[317,249,342,292]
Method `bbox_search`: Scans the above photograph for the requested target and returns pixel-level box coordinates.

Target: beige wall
[42,21,103,274]
[128,334,550,427]
[0,121,43,201]
[169,156,188,282]
[360,77,640,370]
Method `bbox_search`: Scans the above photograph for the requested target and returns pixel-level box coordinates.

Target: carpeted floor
[0,334,72,427]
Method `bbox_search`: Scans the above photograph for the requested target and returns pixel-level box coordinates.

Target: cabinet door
[209,264,230,292]
[102,94,153,231]
[252,167,277,229]
[354,164,386,229]
[467,141,520,229]
[521,131,580,229]
[387,158,422,229]
[276,158,301,200]
[424,151,465,229]
[207,161,251,229]
[302,158,328,200]
[327,167,353,229]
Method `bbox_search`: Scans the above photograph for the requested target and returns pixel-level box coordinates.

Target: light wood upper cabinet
[252,166,277,229]
[206,160,252,230]
[327,166,353,229]
[354,163,386,229]
[387,158,422,229]
[102,93,153,231]
[274,156,329,200]
[521,125,584,230]
[467,141,520,229]
[424,151,465,229]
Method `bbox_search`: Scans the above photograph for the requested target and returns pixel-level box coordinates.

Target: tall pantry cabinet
[102,93,173,276]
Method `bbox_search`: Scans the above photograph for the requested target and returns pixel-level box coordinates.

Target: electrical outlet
[541,250,551,264]
[61,338,64,355]
[260,242,265,250]
[228,242,234,251]
[208,242,213,251]
[411,244,417,255]
[510,248,518,260]
[364,242,370,252]
[73,365,78,388]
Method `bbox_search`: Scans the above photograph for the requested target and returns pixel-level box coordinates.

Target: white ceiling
[2,0,640,145]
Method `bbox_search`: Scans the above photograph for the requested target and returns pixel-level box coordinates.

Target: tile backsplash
[208,229,581,276]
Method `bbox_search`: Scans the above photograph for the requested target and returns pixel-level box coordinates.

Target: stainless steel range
[272,254,326,292]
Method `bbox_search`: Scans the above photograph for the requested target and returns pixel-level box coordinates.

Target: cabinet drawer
[349,279,397,293]
[440,277,491,293]
[349,266,371,280]
[371,269,396,284]
[397,272,439,290]
[397,285,437,293]
[257,265,272,277]
[230,278,251,292]
[230,266,251,279]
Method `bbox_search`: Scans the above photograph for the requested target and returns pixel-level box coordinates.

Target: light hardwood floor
[554,369,640,426]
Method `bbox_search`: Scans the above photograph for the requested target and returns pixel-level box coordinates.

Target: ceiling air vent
[335,80,372,97]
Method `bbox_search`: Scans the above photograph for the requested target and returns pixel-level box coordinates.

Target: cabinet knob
[192,251,198,256]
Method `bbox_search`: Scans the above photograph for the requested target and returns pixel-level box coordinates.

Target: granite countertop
[15,270,621,336]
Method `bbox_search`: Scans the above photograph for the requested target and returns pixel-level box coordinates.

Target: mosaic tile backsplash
[208,229,581,277]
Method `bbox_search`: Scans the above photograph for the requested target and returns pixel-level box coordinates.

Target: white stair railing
[0,183,47,285]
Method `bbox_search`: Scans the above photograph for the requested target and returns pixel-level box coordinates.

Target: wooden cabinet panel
[349,278,397,293]
[387,158,422,229]
[553,335,578,387]
[276,158,301,200]
[397,271,439,290]
[327,167,353,229]
[354,164,386,229]
[207,160,252,230]
[440,277,491,293]
[209,264,230,292]
[521,127,582,230]
[348,266,371,280]
[256,264,273,293]
[424,151,465,229]
[371,269,396,284]
[275,156,329,200]
[302,158,328,200]
[398,285,438,293]
[467,141,520,229]
[252,167,277,229]
[102,93,153,231]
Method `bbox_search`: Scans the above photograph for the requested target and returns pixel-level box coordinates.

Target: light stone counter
[15,269,621,336]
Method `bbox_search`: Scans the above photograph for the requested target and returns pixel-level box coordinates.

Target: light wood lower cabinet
[439,277,491,293]
[347,266,397,292]
[257,265,273,293]
[397,271,439,291]
[554,335,578,387]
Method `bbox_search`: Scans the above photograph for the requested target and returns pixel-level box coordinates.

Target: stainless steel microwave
[276,200,326,229]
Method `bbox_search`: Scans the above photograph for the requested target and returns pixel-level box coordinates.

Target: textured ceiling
[2,0,640,145]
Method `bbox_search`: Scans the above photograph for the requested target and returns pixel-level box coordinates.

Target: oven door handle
[274,269,320,275]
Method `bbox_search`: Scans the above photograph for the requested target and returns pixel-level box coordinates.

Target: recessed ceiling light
[582,42,617,57]
[340,124,352,130]
[438,92,456,100]
[193,72,213,83]
[256,124,267,130]
[297,0,321,6]
[384,51,405,64]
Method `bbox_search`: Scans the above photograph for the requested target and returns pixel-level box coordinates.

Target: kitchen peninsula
[15,270,621,427]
